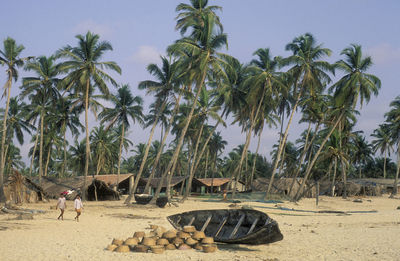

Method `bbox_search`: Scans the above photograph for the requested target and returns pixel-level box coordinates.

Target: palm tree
[266,33,333,199]
[99,84,143,188]
[69,139,86,176]
[385,96,400,197]
[352,133,373,178]
[57,31,121,200]
[372,124,393,179]
[90,125,118,176]
[0,37,32,200]
[294,44,380,200]
[20,56,60,184]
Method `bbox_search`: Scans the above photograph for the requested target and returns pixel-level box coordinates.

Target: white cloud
[366,43,400,65]
[130,45,161,65]
[72,20,113,38]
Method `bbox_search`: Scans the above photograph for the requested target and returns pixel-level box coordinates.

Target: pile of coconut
[106,224,218,254]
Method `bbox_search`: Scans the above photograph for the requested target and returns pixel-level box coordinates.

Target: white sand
[0,195,399,261]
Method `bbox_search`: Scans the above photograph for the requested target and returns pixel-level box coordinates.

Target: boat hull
[167,209,283,245]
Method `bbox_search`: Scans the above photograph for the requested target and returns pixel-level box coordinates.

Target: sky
[1,0,399,164]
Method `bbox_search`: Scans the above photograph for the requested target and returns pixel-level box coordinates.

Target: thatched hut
[140,176,185,195]
[251,177,315,198]
[3,170,46,204]
[191,178,245,194]
[39,176,120,201]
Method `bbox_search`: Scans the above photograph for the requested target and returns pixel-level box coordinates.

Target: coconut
[146,231,157,238]
[124,237,139,246]
[194,243,203,251]
[165,244,176,250]
[202,244,218,253]
[192,231,206,240]
[114,245,130,253]
[150,224,158,230]
[154,226,166,237]
[162,230,176,239]
[178,243,191,250]
[183,225,196,233]
[185,237,198,246]
[172,237,184,245]
[106,244,118,251]
[201,237,214,244]
[177,231,191,239]
[156,238,169,246]
[151,245,165,254]
[134,245,149,253]
[134,231,145,238]
[142,237,156,246]
[112,238,124,246]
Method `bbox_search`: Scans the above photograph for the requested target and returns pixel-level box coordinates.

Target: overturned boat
[167,209,283,244]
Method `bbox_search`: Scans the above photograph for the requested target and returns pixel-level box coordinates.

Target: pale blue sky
[1,0,399,163]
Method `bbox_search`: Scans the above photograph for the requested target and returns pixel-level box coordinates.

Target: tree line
[0,0,398,202]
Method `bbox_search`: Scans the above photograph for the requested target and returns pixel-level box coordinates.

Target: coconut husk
[142,237,156,246]
[201,237,214,244]
[165,244,176,250]
[145,231,157,237]
[185,237,198,246]
[106,244,118,251]
[202,244,217,253]
[156,238,169,246]
[177,231,191,239]
[134,245,149,253]
[192,231,205,240]
[114,245,130,253]
[178,243,191,250]
[151,245,165,254]
[112,238,124,246]
[150,224,158,230]
[124,237,139,246]
[194,243,203,251]
[134,231,145,238]
[172,237,184,245]
[162,230,176,239]
[183,225,196,233]
[154,226,166,237]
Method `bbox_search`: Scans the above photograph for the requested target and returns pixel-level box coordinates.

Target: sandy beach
[0,195,399,261]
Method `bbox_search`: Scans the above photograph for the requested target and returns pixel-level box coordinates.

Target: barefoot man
[56,193,66,220]
[74,195,83,222]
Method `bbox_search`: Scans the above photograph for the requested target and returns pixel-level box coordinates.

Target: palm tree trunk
[29,131,40,177]
[0,75,12,201]
[390,146,400,198]
[83,79,90,201]
[38,110,45,185]
[44,146,51,177]
[341,158,347,199]
[117,122,125,191]
[265,91,303,199]
[129,100,167,199]
[249,130,262,190]
[383,149,387,179]
[331,157,338,197]
[146,90,184,201]
[294,112,344,201]
[204,149,209,179]
[164,70,208,201]
[62,123,67,178]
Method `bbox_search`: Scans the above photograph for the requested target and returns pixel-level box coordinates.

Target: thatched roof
[194,178,231,187]
[142,176,185,188]
[4,170,46,203]
[38,176,120,200]
[91,174,134,185]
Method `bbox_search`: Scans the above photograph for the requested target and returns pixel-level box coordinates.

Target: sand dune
[0,195,399,261]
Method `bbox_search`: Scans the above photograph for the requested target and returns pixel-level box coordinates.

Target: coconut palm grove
[0,0,399,202]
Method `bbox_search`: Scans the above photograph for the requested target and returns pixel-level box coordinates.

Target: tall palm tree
[90,125,118,176]
[21,56,60,185]
[371,124,392,179]
[266,33,333,199]
[352,133,373,178]
[294,44,380,200]
[0,37,32,200]
[57,31,121,200]
[385,96,400,197]
[99,84,143,187]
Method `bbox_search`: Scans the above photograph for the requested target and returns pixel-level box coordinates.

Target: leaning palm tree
[371,124,393,179]
[21,56,60,185]
[385,96,400,197]
[56,31,121,200]
[294,44,381,200]
[0,37,32,201]
[266,33,333,199]
[99,84,143,188]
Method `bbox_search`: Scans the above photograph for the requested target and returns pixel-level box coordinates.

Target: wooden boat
[167,209,283,245]
[134,194,153,204]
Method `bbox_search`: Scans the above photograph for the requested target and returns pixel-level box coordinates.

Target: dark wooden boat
[134,194,153,204]
[167,209,283,245]
[155,196,168,208]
